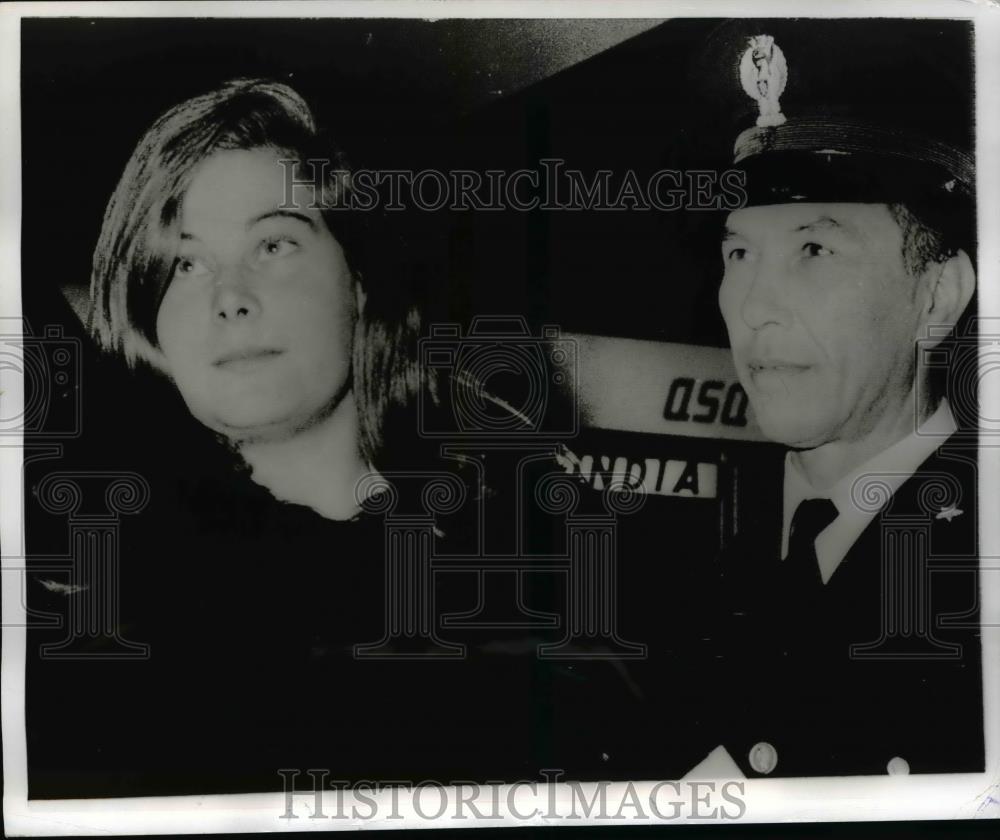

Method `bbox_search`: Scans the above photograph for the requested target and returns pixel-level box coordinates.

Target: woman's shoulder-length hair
[88,77,437,468]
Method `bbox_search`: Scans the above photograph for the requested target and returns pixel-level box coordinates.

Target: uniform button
[749,741,778,775]
[886,756,910,776]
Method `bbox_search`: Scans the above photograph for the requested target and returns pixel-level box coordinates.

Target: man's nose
[740,261,792,330]
[212,264,260,323]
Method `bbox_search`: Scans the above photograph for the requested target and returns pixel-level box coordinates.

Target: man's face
[155,147,356,443]
[718,202,926,449]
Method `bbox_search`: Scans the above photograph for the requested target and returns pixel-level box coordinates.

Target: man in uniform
[703,19,984,778]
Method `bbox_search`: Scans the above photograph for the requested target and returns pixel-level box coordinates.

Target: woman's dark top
[23,298,715,799]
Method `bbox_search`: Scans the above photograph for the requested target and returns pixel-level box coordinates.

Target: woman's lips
[213,348,284,370]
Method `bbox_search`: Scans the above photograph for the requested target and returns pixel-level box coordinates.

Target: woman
[27,77,593,799]
[28,78,655,801]
[88,78,430,519]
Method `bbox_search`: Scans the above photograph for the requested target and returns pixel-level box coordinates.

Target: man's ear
[921,248,976,342]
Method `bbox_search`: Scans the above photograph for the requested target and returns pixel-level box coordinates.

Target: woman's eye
[803,242,834,258]
[173,256,210,278]
[258,237,299,260]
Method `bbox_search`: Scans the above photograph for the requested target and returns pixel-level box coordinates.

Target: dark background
[20,16,733,345]
[21,17,975,347]
[21,16,975,345]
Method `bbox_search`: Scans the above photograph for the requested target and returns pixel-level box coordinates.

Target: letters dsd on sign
[2,6,998,837]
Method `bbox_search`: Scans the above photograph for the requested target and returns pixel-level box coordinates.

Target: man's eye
[258,237,299,260]
[173,256,210,278]
[725,247,749,262]
[803,242,834,258]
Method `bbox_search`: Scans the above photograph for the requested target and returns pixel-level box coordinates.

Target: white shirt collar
[781,399,957,584]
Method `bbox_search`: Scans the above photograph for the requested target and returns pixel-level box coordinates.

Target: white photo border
[1,0,998,834]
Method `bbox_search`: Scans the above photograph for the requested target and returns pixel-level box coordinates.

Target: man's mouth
[746,359,811,377]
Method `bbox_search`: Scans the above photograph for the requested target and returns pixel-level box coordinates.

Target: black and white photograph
[1,0,998,834]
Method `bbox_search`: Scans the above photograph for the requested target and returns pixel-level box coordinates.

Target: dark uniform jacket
[24,428,596,797]
[711,442,984,777]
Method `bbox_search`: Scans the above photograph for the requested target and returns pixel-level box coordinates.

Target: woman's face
[155,147,356,443]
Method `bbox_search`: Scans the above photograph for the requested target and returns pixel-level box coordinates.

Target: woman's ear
[920,248,976,344]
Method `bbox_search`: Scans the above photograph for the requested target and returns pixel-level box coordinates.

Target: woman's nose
[212,265,260,322]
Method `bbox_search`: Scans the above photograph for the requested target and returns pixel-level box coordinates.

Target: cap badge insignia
[740,35,788,127]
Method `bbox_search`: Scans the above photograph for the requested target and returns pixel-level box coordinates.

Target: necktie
[784,498,839,592]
